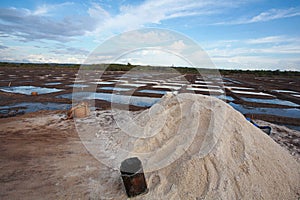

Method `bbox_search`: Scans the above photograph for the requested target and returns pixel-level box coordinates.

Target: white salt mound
[89,93,300,199]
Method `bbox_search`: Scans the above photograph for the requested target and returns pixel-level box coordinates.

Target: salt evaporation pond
[273,90,299,94]
[241,97,299,107]
[223,78,242,84]
[191,84,220,89]
[231,90,273,96]
[293,94,300,98]
[138,89,167,95]
[57,92,160,107]
[195,80,213,84]
[0,86,63,95]
[134,80,160,85]
[213,95,235,101]
[226,86,255,90]
[229,102,300,118]
[99,87,132,92]
[186,87,224,94]
[91,81,115,85]
[44,82,62,86]
[120,83,146,87]
[152,85,181,90]
[67,84,89,88]
[0,102,71,114]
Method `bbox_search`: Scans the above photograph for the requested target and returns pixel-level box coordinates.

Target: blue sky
[0,0,299,70]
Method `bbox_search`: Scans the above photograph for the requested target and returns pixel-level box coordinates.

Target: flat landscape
[0,64,299,128]
[0,64,299,199]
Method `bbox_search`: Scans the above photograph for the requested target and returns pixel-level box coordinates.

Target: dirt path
[0,111,122,199]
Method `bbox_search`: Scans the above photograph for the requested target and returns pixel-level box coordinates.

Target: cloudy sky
[0,0,299,70]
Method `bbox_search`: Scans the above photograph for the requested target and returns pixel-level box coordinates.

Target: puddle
[241,97,299,107]
[91,81,115,85]
[54,77,64,80]
[122,73,152,78]
[226,86,255,90]
[231,90,273,97]
[138,89,167,95]
[111,80,128,83]
[163,83,187,86]
[57,92,160,107]
[45,82,62,86]
[273,90,299,94]
[68,84,89,88]
[229,102,300,118]
[134,80,159,85]
[0,86,63,95]
[195,80,213,84]
[120,83,146,87]
[0,79,14,82]
[73,80,85,83]
[152,85,181,90]
[186,87,224,93]
[213,95,234,101]
[99,87,132,92]
[223,78,241,84]
[0,102,71,114]
[19,80,34,83]
[292,94,300,98]
[191,84,220,89]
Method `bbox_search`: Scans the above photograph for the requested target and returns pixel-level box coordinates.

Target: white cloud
[249,8,300,23]
[116,49,192,67]
[215,7,300,25]
[246,36,285,44]
[203,35,300,70]
[169,40,186,52]
[91,0,245,34]
[211,55,300,70]
[32,2,74,16]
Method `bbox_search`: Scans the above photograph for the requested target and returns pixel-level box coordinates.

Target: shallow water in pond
[273,90,299,94]
[45,82,62,86]
[91,81,115,85]
[134,80,159,85]
[0,86,63,95]
[241,97,299,107]
[152,85,181,90]
[67,84,89,88]
[138,89,167,95]
[119,83,146,87]
[226,86,254,90]
[99,87,132,91]
[231,90,273,96]
[187,87,224,94]
[293,94,300,98]
[229,102,300,118]
[57,92,160,107]
[213,95,234,101]
[0,102,71,114]
[223,78,241,84]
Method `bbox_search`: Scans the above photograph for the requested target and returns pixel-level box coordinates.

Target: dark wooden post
[120,157,148,198]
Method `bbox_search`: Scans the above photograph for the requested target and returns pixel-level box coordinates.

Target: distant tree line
[0,62,299,77]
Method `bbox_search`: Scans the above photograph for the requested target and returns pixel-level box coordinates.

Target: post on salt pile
[120,157,148,198]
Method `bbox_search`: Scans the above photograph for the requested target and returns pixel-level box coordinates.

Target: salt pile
[79,93,300,199]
